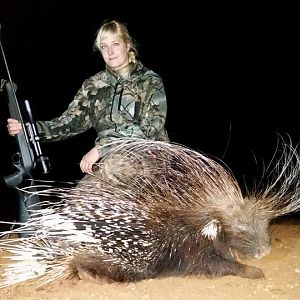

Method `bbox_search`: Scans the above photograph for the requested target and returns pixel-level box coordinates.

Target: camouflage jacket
[36,61,169,149]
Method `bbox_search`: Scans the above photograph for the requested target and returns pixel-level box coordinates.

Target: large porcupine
[0,137,300,287]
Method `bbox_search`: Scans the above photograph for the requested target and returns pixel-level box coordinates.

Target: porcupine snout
[247,225,272,259]
[228,211,272,260]
[254,243,271,259]
[230,231,271,260]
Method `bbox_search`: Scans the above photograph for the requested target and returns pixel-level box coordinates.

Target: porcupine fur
[1,137,300,287]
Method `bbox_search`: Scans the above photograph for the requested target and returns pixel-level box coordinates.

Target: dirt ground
[0,217,299,300]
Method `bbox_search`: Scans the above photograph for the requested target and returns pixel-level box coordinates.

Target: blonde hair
[94,20,138,79]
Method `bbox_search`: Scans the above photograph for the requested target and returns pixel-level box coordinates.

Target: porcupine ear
[200,219,222,241]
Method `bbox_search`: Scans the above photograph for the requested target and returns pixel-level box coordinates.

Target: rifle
[0,23,51,224]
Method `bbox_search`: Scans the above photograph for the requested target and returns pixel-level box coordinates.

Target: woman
[7,20,169,176]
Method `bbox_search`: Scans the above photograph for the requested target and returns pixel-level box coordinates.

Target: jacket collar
[105,61,145,85]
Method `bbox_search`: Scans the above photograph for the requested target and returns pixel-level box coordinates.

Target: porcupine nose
[255,244,272,259]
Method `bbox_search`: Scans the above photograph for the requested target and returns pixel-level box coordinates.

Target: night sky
[0,1,298,222]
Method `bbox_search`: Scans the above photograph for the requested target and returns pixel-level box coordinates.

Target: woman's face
[99,33,130,72]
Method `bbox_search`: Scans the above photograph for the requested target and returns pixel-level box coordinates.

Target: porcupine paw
[76,266,103,284]
[240,265,265,279]
[75,263,116,284]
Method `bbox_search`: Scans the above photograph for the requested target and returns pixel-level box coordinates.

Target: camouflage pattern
[36,61,169,151]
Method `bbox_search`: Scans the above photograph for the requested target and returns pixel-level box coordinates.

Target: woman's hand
[7,118,22,136]
[80,146,100,173]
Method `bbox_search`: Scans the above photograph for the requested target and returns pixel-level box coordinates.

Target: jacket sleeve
[36,82,93,142]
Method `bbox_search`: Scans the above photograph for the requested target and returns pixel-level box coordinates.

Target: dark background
[0,1,298,224]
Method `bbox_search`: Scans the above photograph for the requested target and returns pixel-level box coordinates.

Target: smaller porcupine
[0,137,300,287]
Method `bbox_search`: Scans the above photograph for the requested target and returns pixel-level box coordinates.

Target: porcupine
[1,137,300,288]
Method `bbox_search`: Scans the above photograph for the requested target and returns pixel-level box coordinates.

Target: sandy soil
[0,217,299,300]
